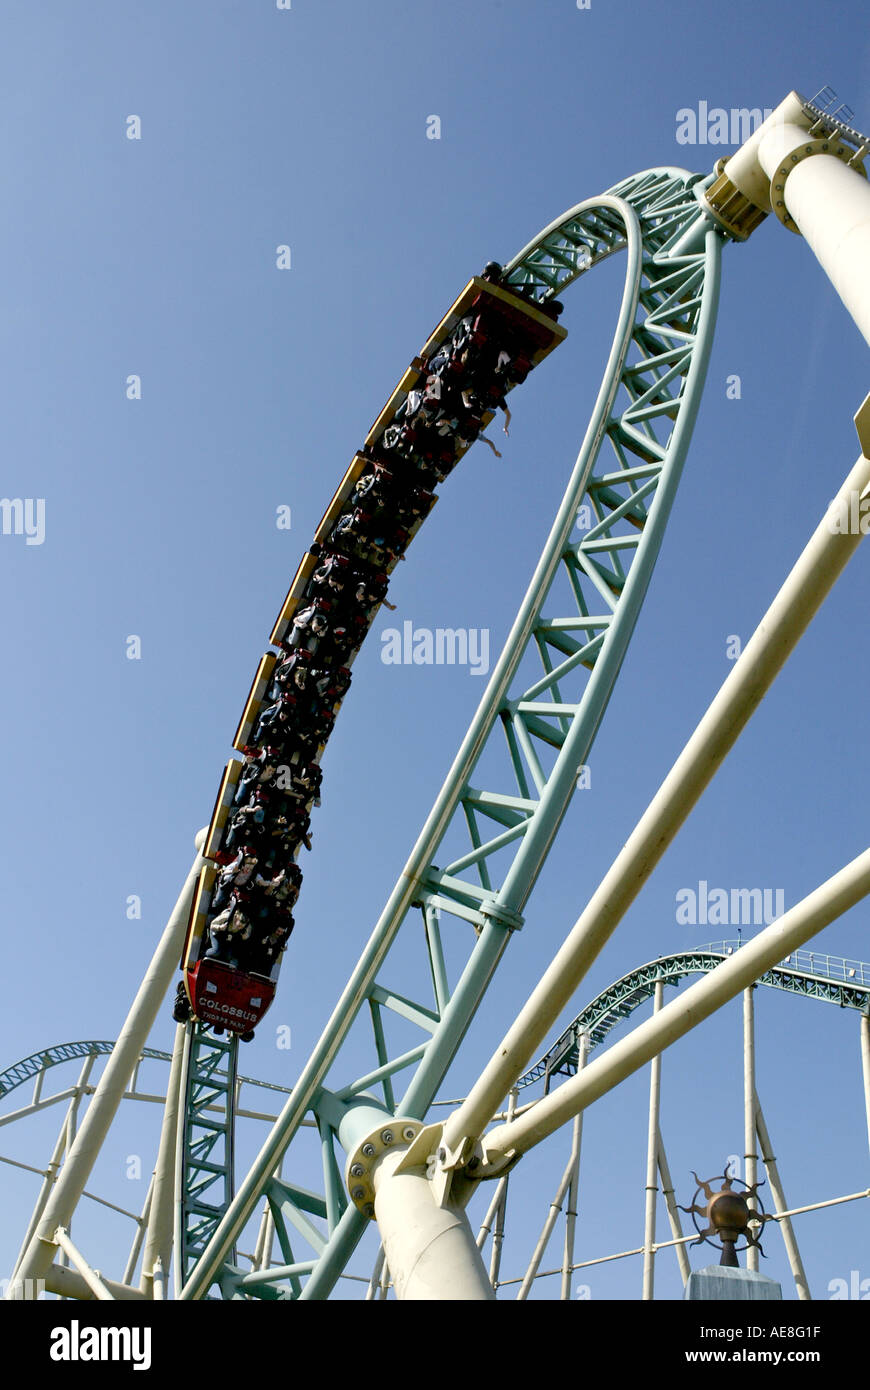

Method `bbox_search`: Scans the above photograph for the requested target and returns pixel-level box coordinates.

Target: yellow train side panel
[269,551,320,647]
[232,652,278,752]
[204,758,244,862]
[181,864,217,974]
[312,455,368,547]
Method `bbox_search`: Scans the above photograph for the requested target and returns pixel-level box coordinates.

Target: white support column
[10,835,206,1294]
[754,1092,810,1300]
[861,1014,870,1162]
[743,987,759,1273]
[486,1089,515,1290]
[642,981,664,1299]
[124,1179,154,1287]
[559,1114,584,1301]
[488,1177,508,1290]
[722,91,870,347]
[657,1130,691,1287]
[54,1228,115,1301]
[758,130,870,348]
[372,1149,495,1301]
[561,1036,588,1301]
[44,1263,147,1302]
[518,1116,582,1300]
[364,1246,386,1302]
[139,1022,187,1295]
[476,1182,505,1250]
[252,1197,277,1275]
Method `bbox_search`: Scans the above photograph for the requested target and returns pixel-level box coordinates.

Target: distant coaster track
[178,165,727,1299]
[518,942,870,1091]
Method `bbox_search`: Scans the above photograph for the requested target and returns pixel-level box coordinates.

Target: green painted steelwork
[176,1028,238,1290]
[519,941,870,1091]
[179,166,726,1300]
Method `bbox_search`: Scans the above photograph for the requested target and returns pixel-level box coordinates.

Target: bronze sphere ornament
[680,1168,774,1267]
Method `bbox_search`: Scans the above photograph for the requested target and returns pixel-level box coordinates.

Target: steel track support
[861,1014,870,1160]
[139,1022,186,1295]
[476,1090,516,1289]
[371,1148,493,1301]
[642,980,664,1298]
[754,1091,810,1299]
[657,1128,691,1287]
[518,1104,583,1300]
[743,986,759,1273]
[44,1263,147,1302]
[53,1227,114,1301]
[364,1246,386,1301]
[123,1178,154,1287]
[560,1039,588,1300]
[176,1026,238,1294]
[722,92,870,347]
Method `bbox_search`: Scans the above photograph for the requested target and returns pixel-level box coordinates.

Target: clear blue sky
[1,0,868,1303]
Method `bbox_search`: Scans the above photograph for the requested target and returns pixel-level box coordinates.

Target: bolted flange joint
[767,133,863,233]
[344,1118,423,1217]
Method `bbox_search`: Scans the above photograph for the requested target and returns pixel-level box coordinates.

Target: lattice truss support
[178,167,726,1301]
[177,1031,237,1291]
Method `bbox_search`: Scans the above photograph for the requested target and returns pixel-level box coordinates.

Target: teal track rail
[179,165,727,1300]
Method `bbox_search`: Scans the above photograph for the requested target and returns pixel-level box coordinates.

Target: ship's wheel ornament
[679,1166,774,1267]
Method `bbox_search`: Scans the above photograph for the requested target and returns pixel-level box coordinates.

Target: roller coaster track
[178,164,726,1300]
[0,1040,294,1106]
[518,942,870,1091]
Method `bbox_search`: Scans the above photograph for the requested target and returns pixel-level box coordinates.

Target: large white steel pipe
[719,92,870,345]
[10,836,206,1293]
[373,1150,494,1301]
[721,92,808,212]
[53,1228,114,1301]
[758,132,870,348]
[43,1263,148,1302]
[483,849,870,1160]
[442,439,870,1160]
[139,1021,187,1295]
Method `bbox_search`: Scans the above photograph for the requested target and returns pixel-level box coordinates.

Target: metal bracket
[479,900,525,932]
